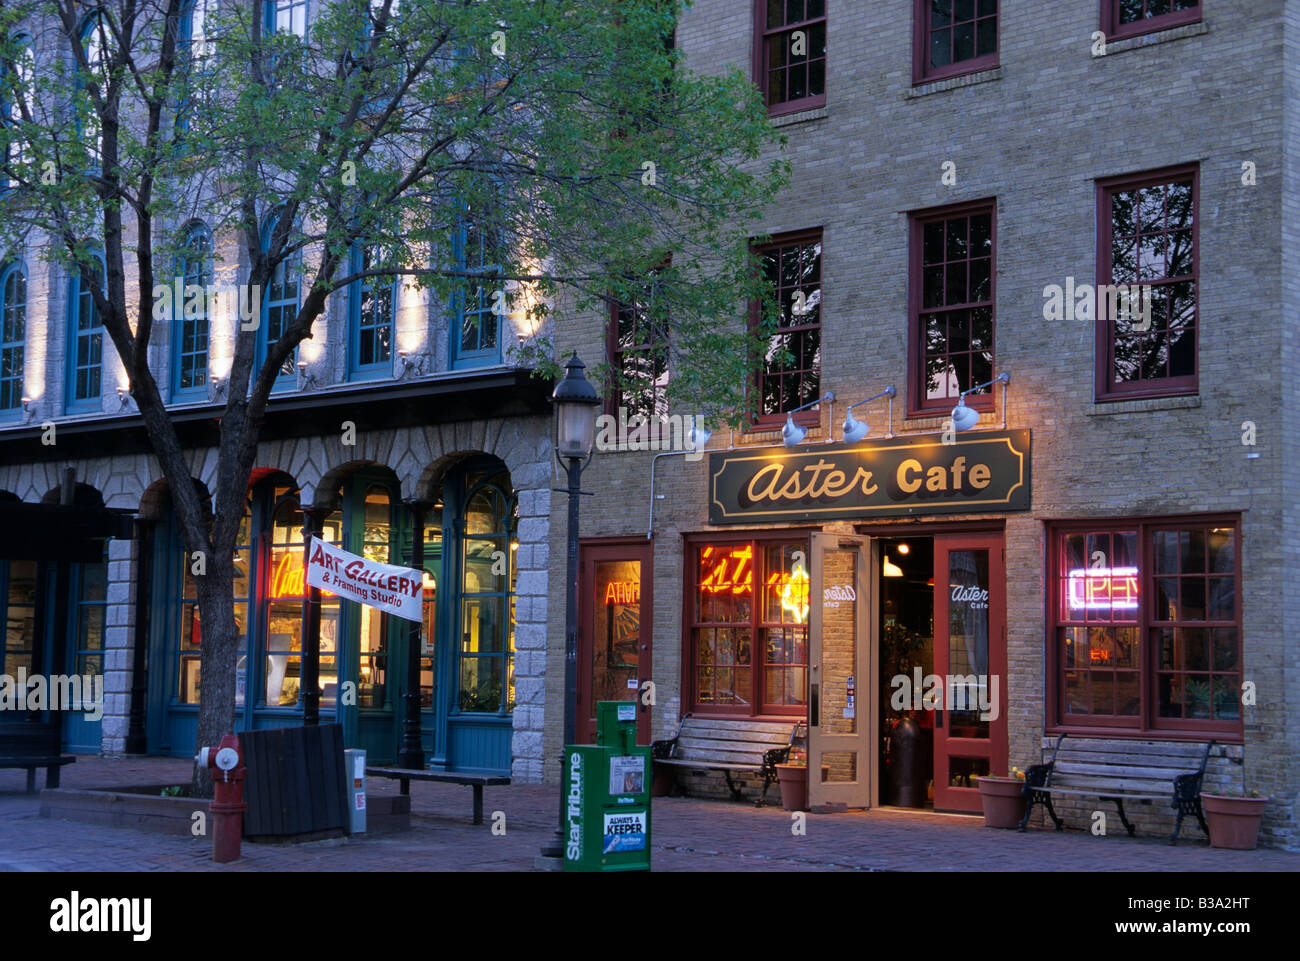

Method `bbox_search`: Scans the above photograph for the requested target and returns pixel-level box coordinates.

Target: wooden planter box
[40,785,209,836]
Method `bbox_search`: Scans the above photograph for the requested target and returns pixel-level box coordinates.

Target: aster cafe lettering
[708,430,1030,524]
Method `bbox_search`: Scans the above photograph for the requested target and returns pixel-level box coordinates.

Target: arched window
[0,260,25,412]
[450,195,505,369]
[173,221,211,397]
[78,11,111,169]
[66,253,105,408]
[259,207,299,385]
[175,0,213,139]
[348,239,394,378]
[2,34,35,186]
[454,468,517,714]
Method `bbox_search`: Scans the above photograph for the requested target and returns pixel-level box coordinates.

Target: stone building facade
[540,0,1299,850]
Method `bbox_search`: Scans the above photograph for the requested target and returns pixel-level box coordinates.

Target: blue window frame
[0,260,25,414]
[172,221,211,398]
[265,0,308,37]
[2,34,34,189]
[258,209,299,386]
[348,241,395,379]
[175,0,212,141]
[450,201,504,370]
[78,11,110,171]
[66,254,106,410]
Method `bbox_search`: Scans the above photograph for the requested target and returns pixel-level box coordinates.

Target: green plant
[159,786,183,797]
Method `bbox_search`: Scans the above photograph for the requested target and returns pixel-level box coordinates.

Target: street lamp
[541,353,600,864]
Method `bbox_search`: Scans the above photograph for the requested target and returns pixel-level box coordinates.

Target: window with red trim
[1101,0,1201,42]
[752,231,821,426]
[1049,517,1241,735]
[605,270,670,419]
[913,0,999,85]
[909,202,994,416]
[754,0,826,116]
[690,537,809,715]
[1096,166,1197,400]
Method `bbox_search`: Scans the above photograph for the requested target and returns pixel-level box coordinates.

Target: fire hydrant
[196,734,246,863]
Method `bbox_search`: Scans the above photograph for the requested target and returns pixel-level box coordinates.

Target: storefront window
[691,536,808,715]
[457,471,516,713]
[1051,518,1240,732]
[176,498,250,706]
[71,544,108,680]
[419,515,441,710]
[0,559,36,676]
[358,486,390,709]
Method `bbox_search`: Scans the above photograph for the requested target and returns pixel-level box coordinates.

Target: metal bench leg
[722,771,745,803]
[1017,792,1036,832]
[25,768,36,794]
[47,765,61,790]
[1044,794,1064,831]
[399,778,410,796]
[1170,807,1186,846]
[472,785,484,825]
[1112,798,1136,837]
[755,773,773,808]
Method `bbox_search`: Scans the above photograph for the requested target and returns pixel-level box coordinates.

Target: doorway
[877,531,1007,814]
[577,540,653,744]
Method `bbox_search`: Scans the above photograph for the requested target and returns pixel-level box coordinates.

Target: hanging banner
[305,536,424,622]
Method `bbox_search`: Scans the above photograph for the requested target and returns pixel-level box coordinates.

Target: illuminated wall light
[883,554,904,578]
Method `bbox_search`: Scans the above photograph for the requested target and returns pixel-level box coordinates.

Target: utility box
[564,701,652,872]
[344,748,366,834]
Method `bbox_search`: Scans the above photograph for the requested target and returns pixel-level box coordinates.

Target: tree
[0,0,787,788]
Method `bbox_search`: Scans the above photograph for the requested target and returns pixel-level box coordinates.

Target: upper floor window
[176,0,214,140]
[909,201,995,416]
[173,221,211,398]
[752,230,821,427]
[754,0,826,116]
[1101,0,1200,42]
[606,268,670,419]
[913,0,999,85]
[79,11,111,168]
[348,241,394,378]
[1096,165,1197,401]
[450,198,504,370]
[259,208,299,384]
[0,260,25,413]
[267,0,308,38]
[2,34,35,187]
[66,254,106,409]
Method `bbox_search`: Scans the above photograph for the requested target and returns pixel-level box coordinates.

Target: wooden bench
[0,721,75,794]
[1019,734,1213,845]
[651,715,803,807]
[365,767,510,825]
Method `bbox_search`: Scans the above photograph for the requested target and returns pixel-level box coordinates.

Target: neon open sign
[1067,567,1139,611]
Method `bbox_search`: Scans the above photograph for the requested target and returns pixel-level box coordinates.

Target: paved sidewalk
[1,757,1295,872]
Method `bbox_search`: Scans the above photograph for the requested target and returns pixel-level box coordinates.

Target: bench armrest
[762,746,791,777]
[1172,771,1205,802]
[1024,761,1053,790]
[650,738,678,761]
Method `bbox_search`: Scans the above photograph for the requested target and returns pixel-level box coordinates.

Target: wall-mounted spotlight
[950,371,1011,433]
[210,375,227,399]
[842,386,896,444]
[297,361,319,390]
[20,396,33,423]
[782,392,834,448]
[116,386,131,410]
[398,350,423,378]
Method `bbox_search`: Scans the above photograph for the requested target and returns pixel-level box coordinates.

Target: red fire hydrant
[196,734,246,863]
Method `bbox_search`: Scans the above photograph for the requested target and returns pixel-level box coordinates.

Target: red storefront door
[577,540,653,744]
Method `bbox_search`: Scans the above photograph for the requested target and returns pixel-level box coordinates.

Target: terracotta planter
[775,764,808,811]
[977,776,1026,829]
[1202,794,1269,850]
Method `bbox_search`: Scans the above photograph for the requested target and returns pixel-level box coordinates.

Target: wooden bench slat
[1039,787,1168,801]
[1054,751,1206,769]
[1055,762,1199,780]
[1048,739,1208,757]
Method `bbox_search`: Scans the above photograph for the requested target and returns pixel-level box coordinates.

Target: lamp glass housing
[556,401,596,458]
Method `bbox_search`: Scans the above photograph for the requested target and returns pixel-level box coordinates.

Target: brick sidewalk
[1,757,1295,872]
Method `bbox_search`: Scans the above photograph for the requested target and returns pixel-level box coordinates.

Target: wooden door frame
[577,536,654,744]
[931,531,1008,812]
[807,532,876,811]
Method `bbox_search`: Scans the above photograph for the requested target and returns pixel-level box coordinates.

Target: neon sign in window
[1067,567,1138,612]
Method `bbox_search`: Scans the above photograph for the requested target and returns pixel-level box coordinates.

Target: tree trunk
[190,564,239,798]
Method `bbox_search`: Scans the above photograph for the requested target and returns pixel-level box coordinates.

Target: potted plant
[775,749,810,811]
[1201,789,1269,850]
[977,767,1027,829]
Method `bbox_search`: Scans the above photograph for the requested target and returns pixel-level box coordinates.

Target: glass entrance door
[578,541,652,744]
[808,533,874,811]
[932,533,1007,812]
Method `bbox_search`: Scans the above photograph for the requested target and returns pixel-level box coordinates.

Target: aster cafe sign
[708,429,1031,524]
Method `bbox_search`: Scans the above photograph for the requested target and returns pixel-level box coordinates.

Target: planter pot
[977,776,1026,829]
[1202,795,1269,850]
[775,764,808,811]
